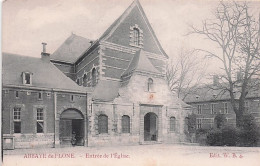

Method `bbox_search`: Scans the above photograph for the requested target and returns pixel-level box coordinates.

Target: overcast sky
[2,0,260,75]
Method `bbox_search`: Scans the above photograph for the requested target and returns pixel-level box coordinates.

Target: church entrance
[59,109,84,146]
[144,112,158,141]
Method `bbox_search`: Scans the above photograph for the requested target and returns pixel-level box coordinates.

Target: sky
[2,0,260,75]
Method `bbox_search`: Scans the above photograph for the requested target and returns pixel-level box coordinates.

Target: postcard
[2,0,260,166]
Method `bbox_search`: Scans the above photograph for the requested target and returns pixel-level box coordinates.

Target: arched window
[148,78,153,92]
[92,68,97,87]
[122,115,130,133]
[133,28,140,46]
[98,114,108,134]
[170,117,176,132]
[83,74,87,87]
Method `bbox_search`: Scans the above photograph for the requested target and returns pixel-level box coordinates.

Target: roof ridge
[3,52,40,59]
[98,0,136,41]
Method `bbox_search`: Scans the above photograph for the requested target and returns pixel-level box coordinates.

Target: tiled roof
[184,82,260,103]
[2,53,89,93]
[92,80,120,102]
[98,0,168,58]
[51,34,92,63]
[122,50,161,76]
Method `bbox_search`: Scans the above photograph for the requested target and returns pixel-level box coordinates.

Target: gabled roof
[2,53,89,93]
[122,49,161,77]
[98,0,168,58]
[92,80,120,102]
[51,34,92,63]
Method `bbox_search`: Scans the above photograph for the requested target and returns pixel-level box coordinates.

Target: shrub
[221,125,237,146]
[195,128,209,145]
[238,114,260,146]
[206,129,222,146]
[206,126,237,146]
[214,113,227,129]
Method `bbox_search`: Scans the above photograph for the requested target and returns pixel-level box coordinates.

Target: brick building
[2,0,191,149]
[184,77,260,129]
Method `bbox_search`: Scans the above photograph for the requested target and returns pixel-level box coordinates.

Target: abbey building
[2,0,191,149]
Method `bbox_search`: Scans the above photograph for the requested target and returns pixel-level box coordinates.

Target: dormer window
[130,24,143,48]
[22,72,32,85]
[76,78,80,85]
[148,78,154,92]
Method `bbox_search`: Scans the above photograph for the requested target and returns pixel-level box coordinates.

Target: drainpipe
[53,89,57,148]
[86,92,88,147]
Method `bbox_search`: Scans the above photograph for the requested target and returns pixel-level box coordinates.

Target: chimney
[41,42,50,62]
[213,75,219,86]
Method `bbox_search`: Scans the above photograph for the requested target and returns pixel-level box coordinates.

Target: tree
[189,1,260,127]
[166,47,207,100]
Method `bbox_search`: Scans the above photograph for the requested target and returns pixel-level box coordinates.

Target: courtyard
[3,144,260,166]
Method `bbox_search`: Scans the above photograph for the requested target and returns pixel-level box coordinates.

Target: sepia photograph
[1,0,260,165]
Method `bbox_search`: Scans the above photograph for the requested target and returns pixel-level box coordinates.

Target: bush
[238,114,260,146]
[206,114,260,147]
[221,125,237,146]
[206,125,237,146]
[214,113,227,129]
[206,129,222,146]
[195,128,209,145]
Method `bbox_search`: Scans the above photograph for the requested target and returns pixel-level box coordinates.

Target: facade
[184,77,260,129]
[2,0,191,149]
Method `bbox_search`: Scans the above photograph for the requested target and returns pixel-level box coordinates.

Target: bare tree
[166,47,207,100]
[189,1,260,127]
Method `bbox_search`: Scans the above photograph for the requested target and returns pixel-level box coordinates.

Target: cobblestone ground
[3,144,260,166]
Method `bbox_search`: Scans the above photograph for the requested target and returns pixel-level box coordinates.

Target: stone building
[184,76,260,129]
[2,0,191,149]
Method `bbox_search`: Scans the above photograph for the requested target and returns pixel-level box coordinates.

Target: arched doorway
[144,112,158,141]
[59,109,84,146]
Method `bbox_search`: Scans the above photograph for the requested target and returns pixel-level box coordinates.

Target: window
[224,103,228,114]
[211,104,216,114]
[197,119,202,129]
[130,25,143,47]
[133,28,140,46]
[15,91,19,98]
[148,78,153,92]
[70,95,74,102]
[83,74,87,87]
[98,114,108,134]
[36,108,44,133]
[13,107,21,133]
[38,92,43,100]
[122,115,130,133]
[170,117,176,132]
[25,73,30,84]
[197,105,202,114]
[76,79,80,85]
[22,72,32,85]
[92,68,97,87]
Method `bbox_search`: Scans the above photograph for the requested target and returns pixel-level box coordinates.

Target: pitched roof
[2,53,89,93]
[184,82,260,103]
[98,0,168,58]
[122,49,161,77]
[92,80,120,102]
[51,34,92,63]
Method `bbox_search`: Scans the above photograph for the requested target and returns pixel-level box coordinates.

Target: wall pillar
[84,118,88,146]
[54,119,60,147]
